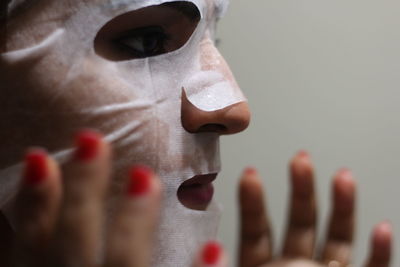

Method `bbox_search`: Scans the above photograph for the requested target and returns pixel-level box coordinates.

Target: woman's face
[1,0,250,265]
[1,0,250,210]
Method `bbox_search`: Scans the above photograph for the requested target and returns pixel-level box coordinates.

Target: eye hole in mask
[94,1,201,61]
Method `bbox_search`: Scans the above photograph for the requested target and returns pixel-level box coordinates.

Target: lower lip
[177,175,216,211]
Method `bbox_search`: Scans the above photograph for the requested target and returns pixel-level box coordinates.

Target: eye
[94,1,200,61]
[114,26,170,58]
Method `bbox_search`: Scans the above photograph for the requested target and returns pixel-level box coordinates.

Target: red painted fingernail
[245,166,257,175]
[75,130,101,161]
[24,150,48,185]
[128,165,152,196]
[202,241,222,265]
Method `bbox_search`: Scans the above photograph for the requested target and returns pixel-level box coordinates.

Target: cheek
[0,54,147,168]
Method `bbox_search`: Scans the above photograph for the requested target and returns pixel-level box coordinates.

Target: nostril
[197,124,227,133]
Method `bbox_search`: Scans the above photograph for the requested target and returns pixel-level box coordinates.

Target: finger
[320,169,356,265]
[238,167,273,267]
[282,151,317,259]
[105,166,161,267]
[192,241,228,267]
[52,130,111,267]
[365,222,392,267]
[14,149,62,265]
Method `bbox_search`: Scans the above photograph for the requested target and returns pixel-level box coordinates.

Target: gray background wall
[216,0,400,265]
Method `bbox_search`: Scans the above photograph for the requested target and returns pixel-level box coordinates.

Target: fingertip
[333,168,355,185]
[290,151,314,197]
[21,149,62,195]
[74,129,102,161]
[73,129,110,162]
[241,166,261,184]
[332,168,356,213]
[244,166,258,176]
[126,165,162,212]
[373,221,392,247]
[23,148,49,186]
[16,149,62,246]
[202,241,222,265]
[297,150,310,159]
[127,165,155,197]
[291,150,313,176]
[239,167,263,199]
[367,221,392,266]
[194,241,227,267]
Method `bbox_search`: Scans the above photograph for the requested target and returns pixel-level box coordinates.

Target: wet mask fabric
[0,0,245,266]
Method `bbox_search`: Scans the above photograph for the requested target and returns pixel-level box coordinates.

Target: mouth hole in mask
[94,1,200,61]
[177,174,217,211]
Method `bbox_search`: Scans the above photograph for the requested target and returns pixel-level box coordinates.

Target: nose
[181,38,251,135]
[181,91,250,134]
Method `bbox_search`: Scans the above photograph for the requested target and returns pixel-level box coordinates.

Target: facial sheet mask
[0,0,245,266]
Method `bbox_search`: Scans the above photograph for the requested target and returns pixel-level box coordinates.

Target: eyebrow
[164,2,201,21]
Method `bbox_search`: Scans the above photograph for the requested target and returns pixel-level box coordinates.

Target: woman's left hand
[237,151,392,267]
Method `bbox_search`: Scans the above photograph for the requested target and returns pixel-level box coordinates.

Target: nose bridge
[199,37,239,89]
[180,36,251,135]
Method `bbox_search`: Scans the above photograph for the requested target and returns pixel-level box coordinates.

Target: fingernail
[202,241,222,265]
[374,221,392,244]
[244,166,257,175]
[378,221,392,233]
[75,130,101,161]
[297,150,309,159]
[337,168,352,181]
[128,165,152,197]
[24,149,48,185]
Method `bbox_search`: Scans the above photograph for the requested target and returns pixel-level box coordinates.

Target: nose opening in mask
[180,89,251,135]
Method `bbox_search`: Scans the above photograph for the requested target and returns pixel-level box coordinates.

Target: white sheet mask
[0,0,246,266]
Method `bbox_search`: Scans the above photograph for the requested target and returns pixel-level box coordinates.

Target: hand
[0,130,162,267]
[237,151,392,267]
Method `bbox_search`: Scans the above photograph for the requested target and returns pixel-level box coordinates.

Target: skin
[236,152,392,267]
[0,0,250,209]
[0,141,392,267]
[0,1,393,266]
[2,133,162,267]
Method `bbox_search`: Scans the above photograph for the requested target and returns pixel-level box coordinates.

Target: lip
[177,173,217,211]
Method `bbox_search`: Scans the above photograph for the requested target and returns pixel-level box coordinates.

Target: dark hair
[0,0,11,52]
[0,0,44,52]
[3,0,40,19]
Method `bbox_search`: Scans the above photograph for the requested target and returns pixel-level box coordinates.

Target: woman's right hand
[2,130,162,267]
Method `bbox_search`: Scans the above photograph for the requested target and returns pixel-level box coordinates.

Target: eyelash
[113,26,171,58]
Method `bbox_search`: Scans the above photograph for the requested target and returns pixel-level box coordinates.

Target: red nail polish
[128,165,152,196]
[75,130,101,161]
[202,241,221,265]
[24,150,48,185]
